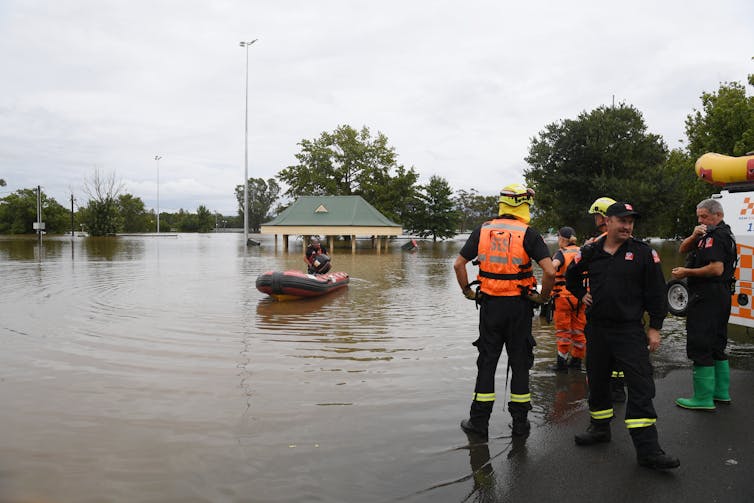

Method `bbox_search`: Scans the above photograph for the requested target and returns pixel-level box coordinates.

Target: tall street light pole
[240,39,257,246]
[155,155,162,233]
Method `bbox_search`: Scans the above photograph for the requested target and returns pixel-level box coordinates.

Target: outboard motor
[312,254,332,274]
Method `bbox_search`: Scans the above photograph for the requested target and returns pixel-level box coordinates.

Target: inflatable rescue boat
[255,270,350,301]
[695,152,754,186]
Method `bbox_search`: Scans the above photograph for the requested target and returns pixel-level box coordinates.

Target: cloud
[0,0,752,214]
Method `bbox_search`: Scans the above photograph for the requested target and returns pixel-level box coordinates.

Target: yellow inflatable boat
[695,152,754,186]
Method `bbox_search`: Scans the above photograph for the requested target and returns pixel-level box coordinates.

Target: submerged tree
[405,175,460,241]
[525,103,668,238]
[81,169,124,236]
[277,125,420,224]
[0,188,68,234]
[455,188,498,233]
[234,177,281,232]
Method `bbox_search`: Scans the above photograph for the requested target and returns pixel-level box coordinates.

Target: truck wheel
[666,279,689,317]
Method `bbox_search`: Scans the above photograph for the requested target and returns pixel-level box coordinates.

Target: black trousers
[585,321,658,424]
[473,296,534,409]
[686,283,731,366]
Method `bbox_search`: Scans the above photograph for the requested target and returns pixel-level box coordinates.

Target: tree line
[2,67,752,238]
[0,172,227,236]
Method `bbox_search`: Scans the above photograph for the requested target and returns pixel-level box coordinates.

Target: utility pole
[71,194,75,237]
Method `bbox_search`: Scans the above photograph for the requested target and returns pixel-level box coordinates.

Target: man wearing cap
[454,183,555,439]
[587,196,627,401]
[565,202,679,470]
[550,226,586,371]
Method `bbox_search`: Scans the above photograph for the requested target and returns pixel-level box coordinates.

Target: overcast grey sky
[1,0,752,215]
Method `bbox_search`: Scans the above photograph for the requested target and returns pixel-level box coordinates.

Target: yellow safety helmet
[498,183,534,222]
[588,197,616,216]
[499,183,535,207]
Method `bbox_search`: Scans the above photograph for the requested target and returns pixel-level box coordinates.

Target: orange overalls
[553,245,586,360]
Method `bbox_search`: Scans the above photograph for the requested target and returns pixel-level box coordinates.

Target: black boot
[460,418,488,438]
[508,401,532,437]
[629,425,679,470]
[637,450,681,470]
[461,401,493,438]
[611,376,626,403]
[549,355,567,372]
[574,421,611,445]
[569,357,582,370]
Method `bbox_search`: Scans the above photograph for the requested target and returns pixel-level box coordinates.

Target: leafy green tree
[195,205,215,232]
[277,125,420,224]
[685,81,754,158]
[118,194,149,233]
[0,179,5,187]
[235,177,281,232]
[0,188,69,234]
[654,148,715,238]
[405,175,460,241]
[524,104,668,238]
[655,77,754,238]
[358,164,420,225]
[454,188,498,232]
[81,169,124,236]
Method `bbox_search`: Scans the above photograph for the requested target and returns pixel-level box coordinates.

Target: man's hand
[462,287,477,301]
[692,224,707,238]
[647,328,661,352]
[581,292,593,307]
[671,266,687,279]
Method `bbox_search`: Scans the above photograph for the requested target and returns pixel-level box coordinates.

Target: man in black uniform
[565,202,679,470]
[454,183,555,438]
[671,198,736,410]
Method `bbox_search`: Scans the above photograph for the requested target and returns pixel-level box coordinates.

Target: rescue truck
[666,152,754,328]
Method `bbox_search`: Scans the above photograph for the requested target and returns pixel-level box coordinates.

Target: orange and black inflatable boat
[255,270,350,301]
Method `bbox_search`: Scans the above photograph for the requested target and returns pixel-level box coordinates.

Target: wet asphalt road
[460,368,752,503]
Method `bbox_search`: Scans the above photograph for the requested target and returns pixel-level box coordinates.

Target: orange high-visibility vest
[477,219,536,296]
[553,245,580,296]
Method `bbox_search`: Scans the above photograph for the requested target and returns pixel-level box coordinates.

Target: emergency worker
[588,197,626,402]
[453,183,555,438]
[550,226,586,371]
[587,197,616,241]
[565,202,680,470]
[304,237,329,273]
[671,198,736,410]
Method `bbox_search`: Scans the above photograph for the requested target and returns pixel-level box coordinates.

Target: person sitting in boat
[305,237,330,274]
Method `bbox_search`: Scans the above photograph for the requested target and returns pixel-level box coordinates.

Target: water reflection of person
[463,435,496,500]
[547,372,588,423]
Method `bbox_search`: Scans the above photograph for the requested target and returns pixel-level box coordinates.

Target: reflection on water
[0,234,752,502]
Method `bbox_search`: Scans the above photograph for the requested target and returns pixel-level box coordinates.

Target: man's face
[594,214,607,230]
[697,208,722,227]
[605,215,634,242]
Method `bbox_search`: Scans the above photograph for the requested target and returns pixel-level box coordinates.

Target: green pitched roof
[264,196,400,227]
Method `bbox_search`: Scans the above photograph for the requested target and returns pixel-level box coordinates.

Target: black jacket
[565,236,667,330]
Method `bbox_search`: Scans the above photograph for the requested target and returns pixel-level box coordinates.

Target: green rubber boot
[675,365,715,410]
[713,359,731,404]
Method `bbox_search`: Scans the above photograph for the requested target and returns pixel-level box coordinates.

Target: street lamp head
[240,39,258,47]
[155,155,162,161]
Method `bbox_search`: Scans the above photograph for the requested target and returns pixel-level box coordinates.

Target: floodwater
[1,234,752,503]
